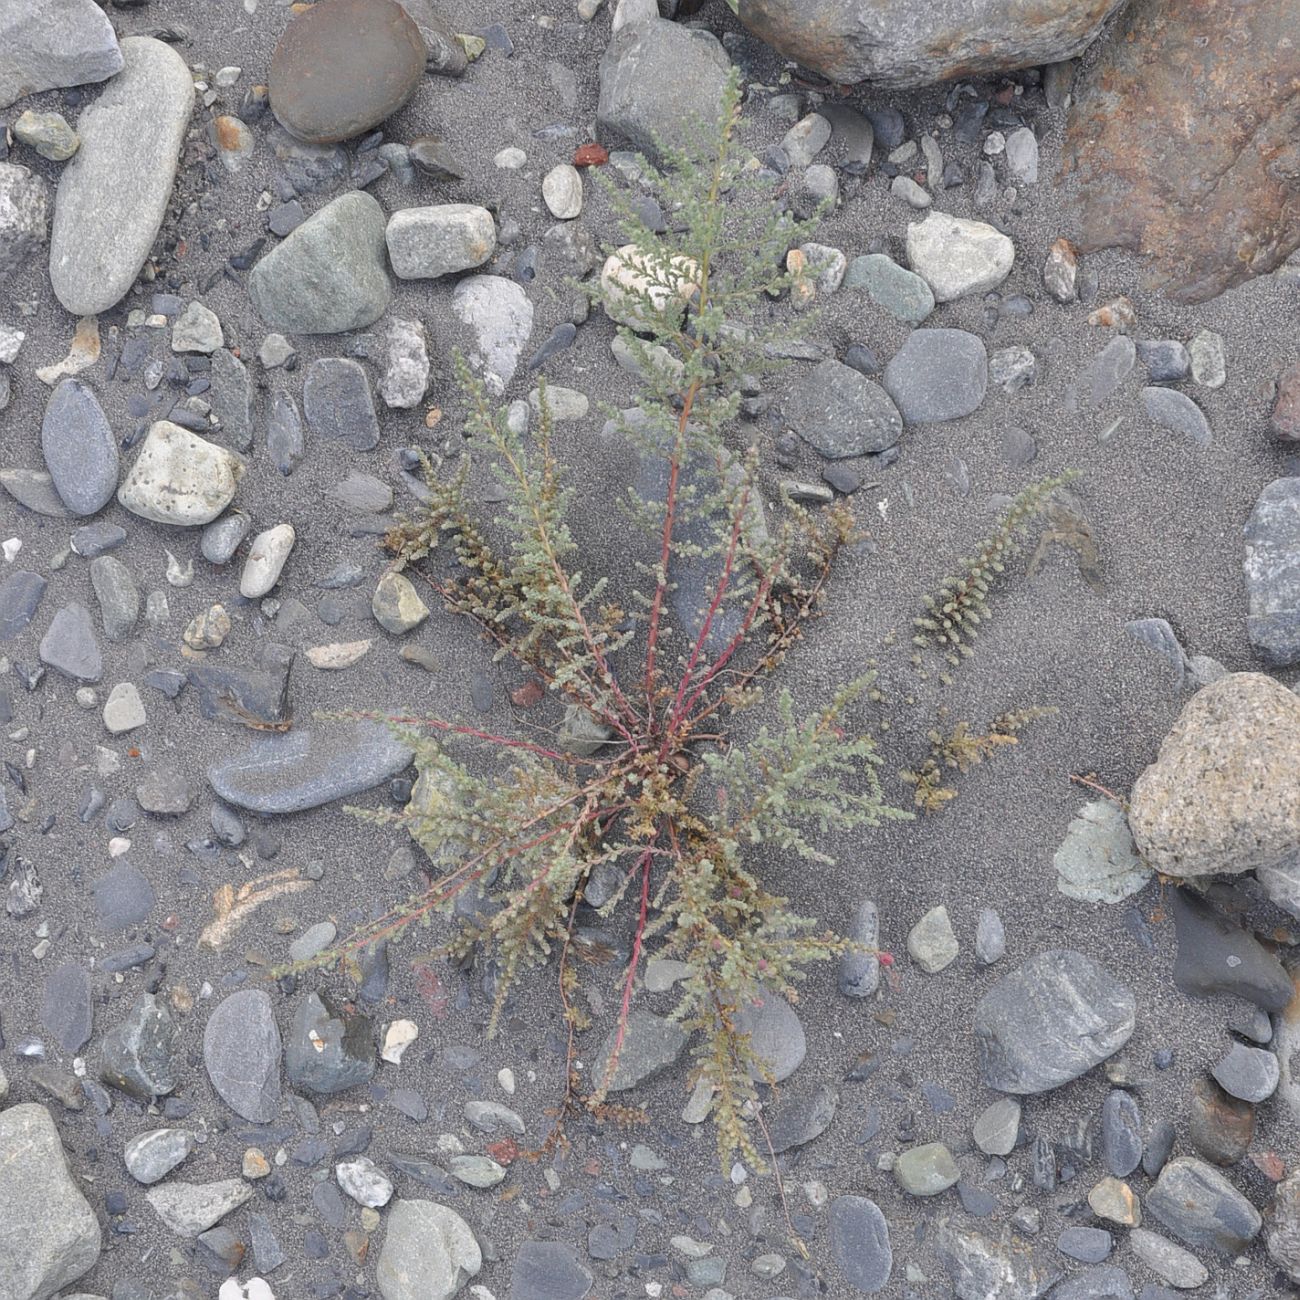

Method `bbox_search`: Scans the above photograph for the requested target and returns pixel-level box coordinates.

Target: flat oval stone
[828,1195,891,1293]
[249,191,391,334]
[0,570,47,642]
[882,328,988,424]
[207,720,412,814]
[270,0,425,145]
[203,989,282,1123]
[41,379,117,516]
[973,949,1135,1094]
[49,38,194,316]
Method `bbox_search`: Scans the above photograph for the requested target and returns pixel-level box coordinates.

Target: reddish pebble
[573,143,609,168]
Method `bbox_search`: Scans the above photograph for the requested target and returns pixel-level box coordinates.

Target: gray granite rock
[1059,1227,1112,1264]
[385,204,496,279]
[1146,1157,1261,1256]
[379,316,430,408]
[41,379,117,516]
[906,212,1014,302]
[0,162,49,281]
[39,602,102,683]
[0,0,122,109]
[973,1097,1020,1156]
[1050,1266,1132,1299]
[377,1199,482,1300]
[200,512,251,565]
[203,989,282,1122]
[1244,477,1300,666]
[973,950,1135,1093]
[285,992,376,1094]
[785,358,903,458]
[89,555,139,643]
[0,1104,102,1299]
[450,274,533,396]
[209,347,254,451]
[249,191,392,334]
[597,18,730,161]
[1,467,68,517]
[764,1083,838,1153]
[303,358,381,449]
[48,38,193,315]
[145,1179,252,1238]
[936,1219,1060,1300]
[207,720,411,813]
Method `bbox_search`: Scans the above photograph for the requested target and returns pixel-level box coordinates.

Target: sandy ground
[1,1,1298,1297]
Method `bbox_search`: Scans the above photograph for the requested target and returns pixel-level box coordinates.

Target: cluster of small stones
[1,1,1299,1299]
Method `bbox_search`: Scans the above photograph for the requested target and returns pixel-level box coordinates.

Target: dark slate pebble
[200,512,252,565]
[1170,888,1293,1011]
[388,1153,460,1197]
[100,944,156,973]
[0,570,47,642]
[303,357,380,450]
[1058,1227,1113,1264]
[509,1241,593,1300]
[828,1195,891,1293]
[389,1087,427,1121]
[250,1212,288,1274]
[1142,1117,1176,1177]
[1101,1089,1142,1177]
[1051,1265,1133,1299]
[268,200,305,236]
[93,862,156,929]
[71,523,128,557]
[41,379,119,516]
[267,390,305,476]
[764,1083,838,1153]
[1136,339,1190,383]
[42,961,93,1053]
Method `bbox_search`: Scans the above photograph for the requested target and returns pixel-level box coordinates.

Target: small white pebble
[494,146,527,170]
[1,538,20,562]
[108,837,131,857]
[497,1067,516,1095]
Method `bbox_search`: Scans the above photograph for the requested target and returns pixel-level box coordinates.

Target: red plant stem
[676,570,774,724]
[360,711,595,766]
[598,845,655,1097]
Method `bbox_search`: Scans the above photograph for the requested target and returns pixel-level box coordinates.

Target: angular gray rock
[735,0,1127,88]
[377,1200,482,1300]
[41,379,118,516]
[145,1179,252,1238]
[0,569,46,642]
[1267,1170,1300,1284]
[285,992,376,1095]
[597,18,731,160]
[0,0,122,108]
[209,347,254,451]
[48,38,194,316]
[1054,799,1151,904]
[89,555,140,642]
[41,961,92,1054]
[203,989,282,1122]
[882,328,988,424]
[1145,1157,1261,1256]
[973,949,1135,1093]
[0,1104,102,1300]
[249,191,392,334]
[124,1128,196,1185]
[100,993,179,1100]
[785,359,903,458]
[1244,478,1300,665]
[593,1009,689,1091]
[936,1219,1061,1300]
[38,602,102,683]
[0,162,49,281]
[207,720,412,814]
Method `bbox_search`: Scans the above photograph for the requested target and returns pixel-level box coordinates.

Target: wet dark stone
[100,993,180,1100]
[285,992,376,1095]
[1171,889,1293,1012]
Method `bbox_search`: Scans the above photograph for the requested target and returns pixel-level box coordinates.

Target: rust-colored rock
[1272,360,1300,441]
[1188,1076,1254,1167]
[734,0,1125,88]
[1064,0,1300,303]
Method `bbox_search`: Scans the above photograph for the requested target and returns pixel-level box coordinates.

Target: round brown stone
[1188,1076,1254,1168]
[269,0,425,145]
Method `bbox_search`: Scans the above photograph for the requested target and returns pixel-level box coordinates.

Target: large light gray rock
[0,162,49,281]
[249,191,392,334]
[145,1179,252,1238]
[117,422,245,526]
[377,1200,482,1300]
[906,212,1014,303]
[0,1103,102,1300]
[0,0,122,109]
[735,0,1126,88]
[450,275,533,396]
[385,204,496,279]
[1244,478,1300,666]
[973,949,1135,1093]
[597,18,731,160]
[48,38,194,316]
[1128,673,1300,879]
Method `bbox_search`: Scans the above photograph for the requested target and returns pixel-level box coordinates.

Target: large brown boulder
[1063,0,1300,303]
[734,0,1127,88]
[1128,673,1300,879]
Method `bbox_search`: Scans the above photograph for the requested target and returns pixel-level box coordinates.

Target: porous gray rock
[0,0,122,108]
[597,18,731,160]
[146,1179,252,1238]
[249,190,392,334]
[48,38,194,316]
[1244,478,1300,666]
[0,162,49,281]
[0,1104,102,1300]
[935,1219,1061,1300]
[973,949,1135,1093]
[117,422,245,526]
[1127,673,1300,878]
[385,204,496,279]
[735,0,1127,88]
